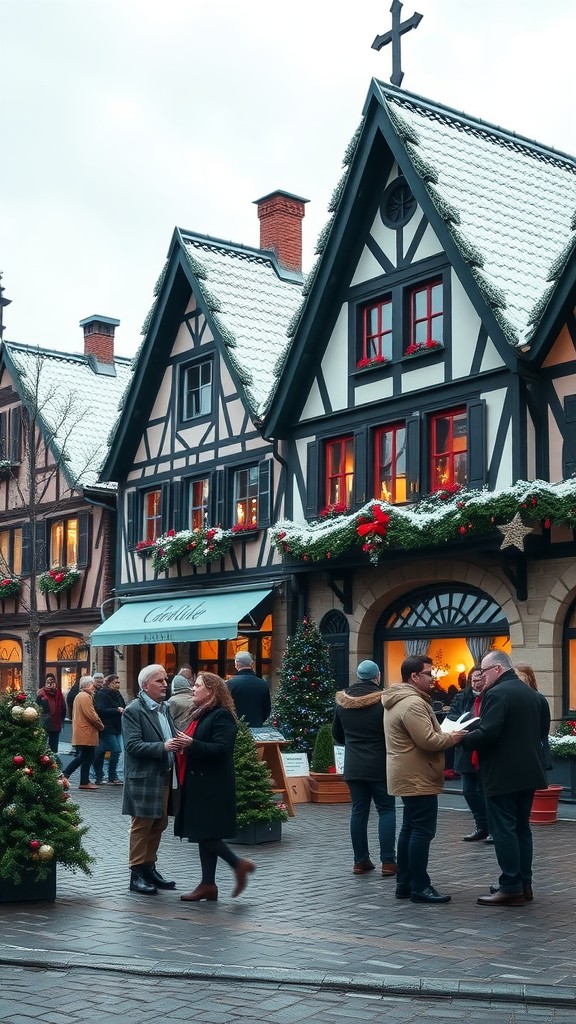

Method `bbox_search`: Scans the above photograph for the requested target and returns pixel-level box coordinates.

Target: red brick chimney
[254,190,308,272]
[79,315,120,364]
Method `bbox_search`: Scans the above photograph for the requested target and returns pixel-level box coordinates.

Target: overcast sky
[2,0,575,357]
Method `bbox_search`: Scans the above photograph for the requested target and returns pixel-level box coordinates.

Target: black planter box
[229,821,282,845]
[0,864,56,903]
[548,758,576,803]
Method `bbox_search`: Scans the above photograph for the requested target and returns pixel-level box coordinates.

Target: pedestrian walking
[36,673,66,753]
[226,651,271,726]
[93,674,125,784]
[63,677,104,789]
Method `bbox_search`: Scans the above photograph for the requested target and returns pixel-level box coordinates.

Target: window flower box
[135,540,156,558]
[38,566,81,595]
[355,355,390,371]
[0,576,20,598]
[230,523,259,537]
[403,340,443,357]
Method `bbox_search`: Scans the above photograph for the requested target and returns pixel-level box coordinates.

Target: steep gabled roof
[1,340,133,491]
[264,80,576,434]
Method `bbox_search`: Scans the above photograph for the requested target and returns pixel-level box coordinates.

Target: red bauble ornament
[12,755,25,767]
[29,840,41,851]
[22,767,33,776]
[458,526,467,535]
[40,754,52,767]
[16,693,27,703]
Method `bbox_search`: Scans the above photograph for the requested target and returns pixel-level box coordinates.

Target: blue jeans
[462,771,488,831]
[397,794,438,892]
[486,790,535,894]
[347,780,396,865]
[92,732,122,782]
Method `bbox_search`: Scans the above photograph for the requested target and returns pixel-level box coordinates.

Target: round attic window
[381,177,417,228]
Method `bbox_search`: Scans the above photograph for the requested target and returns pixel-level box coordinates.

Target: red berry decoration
[40,755,53,767]
[29,840,41,851]
[12,755,25,767]
[16,692,27,703]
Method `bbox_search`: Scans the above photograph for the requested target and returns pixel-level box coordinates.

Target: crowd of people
[36,648,551,908]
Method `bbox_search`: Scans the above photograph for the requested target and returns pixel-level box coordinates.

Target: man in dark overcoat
[461,650,548,906]
[226,651,271,726]
[122,663,185,895]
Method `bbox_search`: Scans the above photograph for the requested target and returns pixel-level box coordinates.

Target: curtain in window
[466,637,493,665]
[404,638,430,656]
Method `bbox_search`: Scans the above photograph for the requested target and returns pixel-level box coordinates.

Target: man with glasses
[461,650,548,906]
[383,656,466,904]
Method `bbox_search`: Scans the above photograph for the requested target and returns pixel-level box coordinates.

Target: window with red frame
[360,299,392,365]
[189,477,209,531]
[430,409,467,491]
[143,489,162,543]
[325,437,354,508]
[374,423,407,503]
[408,280,443,353]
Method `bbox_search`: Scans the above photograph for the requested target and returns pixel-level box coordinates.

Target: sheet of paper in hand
[440,712,480,733]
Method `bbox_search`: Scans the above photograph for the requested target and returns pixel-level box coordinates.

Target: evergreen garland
[234,718,288,827]
[272,617,336,757]
[0,693,93,883]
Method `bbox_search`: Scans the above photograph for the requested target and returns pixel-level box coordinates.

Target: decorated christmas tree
[234,718,288,827]
[0,691,93,883]
[272,616,337,757]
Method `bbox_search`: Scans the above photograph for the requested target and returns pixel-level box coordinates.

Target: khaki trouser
[128,779,170,868]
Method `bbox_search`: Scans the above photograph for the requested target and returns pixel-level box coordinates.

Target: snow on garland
[271,479,576,566]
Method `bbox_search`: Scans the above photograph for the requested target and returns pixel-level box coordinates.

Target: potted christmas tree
[0,691,93,901]
[231,718,288,844]
[308,723,351,803]
[272,616,337,759]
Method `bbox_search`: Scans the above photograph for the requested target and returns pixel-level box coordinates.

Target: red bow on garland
[356,504,390,540]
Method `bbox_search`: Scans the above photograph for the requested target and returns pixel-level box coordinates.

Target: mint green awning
[90,588,272,647]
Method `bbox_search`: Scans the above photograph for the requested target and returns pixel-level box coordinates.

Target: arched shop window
[320,611,350,689]
[563,596,576,715]
[0,637,23,694]
[374,585,509,690]
[43,633,90,700]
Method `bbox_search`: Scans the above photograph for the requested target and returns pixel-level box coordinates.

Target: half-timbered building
[92,193,306,692]
[263,82,576,720]
[0,316,132,698]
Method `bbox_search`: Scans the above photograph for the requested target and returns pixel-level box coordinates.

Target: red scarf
[176,718,200,786]
[470,693,483,771]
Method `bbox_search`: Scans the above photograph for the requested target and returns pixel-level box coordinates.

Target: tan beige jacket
[382,683,455,796]
[71,690,104,746]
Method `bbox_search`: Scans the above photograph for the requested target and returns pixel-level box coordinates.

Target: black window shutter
[467,399,486,489]
[35,521,48,571]
[405,415,421,501]
[126,490,136,548]
[305,441,319,519]
[0,412,7,460]
[214,469,225,526]
[77,511,90,568]
[171,480,182,532]
[353,427,367,507]
[160,482,170,534]
[258,460,273,529]
[9,406,21,463]
[21,522,32,576]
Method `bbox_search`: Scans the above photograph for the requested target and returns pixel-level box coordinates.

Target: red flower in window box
[231,522,258,534]
[319,501,348,518]
[404,340,442,357]
[356,355,390,370]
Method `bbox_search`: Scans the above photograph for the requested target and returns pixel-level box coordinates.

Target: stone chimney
[254,190,308,272]
[79,315,120,364]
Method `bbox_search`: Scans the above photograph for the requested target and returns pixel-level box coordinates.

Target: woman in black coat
[174,672,256,902]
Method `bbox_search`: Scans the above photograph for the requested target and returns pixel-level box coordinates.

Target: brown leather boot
[180,883,218,902]
[232,859,256,898]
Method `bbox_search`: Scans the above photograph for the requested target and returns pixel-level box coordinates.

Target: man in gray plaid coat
[122,664,186,895]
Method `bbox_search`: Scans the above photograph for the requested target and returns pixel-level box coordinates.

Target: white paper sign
[281,752,310,777]
[440,712,480,733]
[333,745,345,775]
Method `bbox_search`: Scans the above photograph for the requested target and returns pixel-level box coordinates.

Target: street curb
[1,950,575,1008]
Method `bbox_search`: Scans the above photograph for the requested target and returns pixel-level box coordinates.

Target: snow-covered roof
[179,232,303,416]
[2,341,133,490]
[375,82,576,346]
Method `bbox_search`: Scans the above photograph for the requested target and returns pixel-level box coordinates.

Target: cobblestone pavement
[1,788,575,1020]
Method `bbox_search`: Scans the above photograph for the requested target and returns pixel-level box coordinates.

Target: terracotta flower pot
[529,785,563,825]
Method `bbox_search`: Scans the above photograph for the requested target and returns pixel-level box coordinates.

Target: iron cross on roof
[372,0,423,87]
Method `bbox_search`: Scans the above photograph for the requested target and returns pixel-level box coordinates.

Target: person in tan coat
[63,676,104,790]
[382,655,466,904]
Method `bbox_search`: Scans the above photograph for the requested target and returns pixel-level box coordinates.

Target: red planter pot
[529,785,563,825]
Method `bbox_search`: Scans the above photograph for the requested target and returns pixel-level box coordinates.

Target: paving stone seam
[0,951,575,1010]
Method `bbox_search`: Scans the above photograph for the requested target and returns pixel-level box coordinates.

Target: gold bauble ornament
[38,844,55,861]
[22,706,39,722]
[11,705,24,719]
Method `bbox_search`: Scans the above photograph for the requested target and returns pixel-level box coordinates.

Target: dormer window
[408,280,443,353]
[182,358,212,420]
[360,299,392,366]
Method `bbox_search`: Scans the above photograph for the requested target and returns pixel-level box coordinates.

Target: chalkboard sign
[250,726,286,742]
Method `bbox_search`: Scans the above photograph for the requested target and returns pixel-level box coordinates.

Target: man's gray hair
[483,650,514,672]
[235,651,253,668]
[79,676,94,690]
[93,672,105,680]
[138,664,166,689]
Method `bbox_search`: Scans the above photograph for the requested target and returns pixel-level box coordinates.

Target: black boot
[130,866,157,895]
[145,863,176,890]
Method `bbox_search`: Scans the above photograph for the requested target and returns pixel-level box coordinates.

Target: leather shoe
[129,869,157,895]
[395,884,411,899]
[232,858,256,898]
[353,859,375,874]
[490,884,533,901]
[484,835,494,844]
[477,891,525,906]
[410,885,451,904]
[180,883,218,902]
[146,864,176,890]
[78,783,99,790]
[381,861,397,877]
[462,828,489,842]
